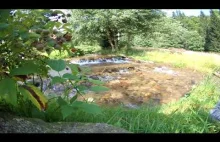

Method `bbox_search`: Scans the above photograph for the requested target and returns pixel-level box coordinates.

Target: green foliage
[132,35,152,47]
[173,11,202,34]
[47,59,66,72]
[44,59,109,119]
[19,85,48,111]
[61,105,74,119]
[132,17,205,51]
[48,50,70,59]
[66,64,80,75]
[57,96,68,106]
[0,9,109,120]
[62,73,78,80]
[90,86,110,93]
[10,62,41,75]
[70,9,162,51]
[205,10,220,52]
[59,100,102,119]
[199,11,209,38]
[74,45,102,54]
[51,76,66,85]
[71,101,101,114]
[0,9,72,74]
[0,78,17,106]
[70,48,85,57]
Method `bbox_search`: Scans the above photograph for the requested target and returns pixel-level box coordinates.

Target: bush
[133,35,152,47]
[132,17,205,51]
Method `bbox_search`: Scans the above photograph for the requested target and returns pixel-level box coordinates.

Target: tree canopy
[70,9,163,50]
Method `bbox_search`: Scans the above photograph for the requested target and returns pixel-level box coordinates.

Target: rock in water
[0,111,130,133]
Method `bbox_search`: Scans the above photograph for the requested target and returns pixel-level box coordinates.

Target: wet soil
[68,55,204,107]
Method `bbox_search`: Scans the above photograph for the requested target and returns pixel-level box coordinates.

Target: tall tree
[172,11,176,18]
[199,11,209,37]
[140,16,204,51]
[204,10,220,52]
[70,9,162,51]
[173,10,201,33]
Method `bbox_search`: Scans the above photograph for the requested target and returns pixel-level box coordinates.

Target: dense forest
[69,9,220,52]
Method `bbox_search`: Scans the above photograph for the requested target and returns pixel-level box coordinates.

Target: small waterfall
[70,56,130,65]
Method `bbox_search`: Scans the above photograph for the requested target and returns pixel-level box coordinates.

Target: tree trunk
[114,36,118,50]
[127,33,132,49]
[106,30,115,51]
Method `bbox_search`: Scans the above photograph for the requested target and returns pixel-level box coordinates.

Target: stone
[89,75,99,80]
[210,101,220,121]
[0,111,131,133]
[123,103,139,109]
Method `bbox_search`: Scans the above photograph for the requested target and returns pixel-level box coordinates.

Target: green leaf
[31,107,45,119]
[53,10,65,15]
[57,96,68,106]
[55,22,62,28]
[70,95,77,103]
[67,64,80,75]
[19,85,48,111]
[61,105,75,119]
[0,30,8,38]
[0,23,9,30]
[62,73,78,80]
[47,59,66,72]
[77,85,88,93]
[47,39,56,47]
[63,27,72,33]
[88,79,104,85]
[29,33,41,38]
[71,101,83,106]
[45,21,56,29]
[0,78,17,106]
[90,86,109,93]
[18,87,29,101]
[71,101,102,114]
[62,23,71,28]
[0,10,11,21]
[20,31,29,40]
[10,63,40,75]
[81,103,102,114]
[51,76,66,85]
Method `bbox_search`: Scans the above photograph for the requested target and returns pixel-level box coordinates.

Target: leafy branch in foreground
[0,9,109,120]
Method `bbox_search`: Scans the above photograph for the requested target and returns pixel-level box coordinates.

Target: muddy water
[68,55,204,108]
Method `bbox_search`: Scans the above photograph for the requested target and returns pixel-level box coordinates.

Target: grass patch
[48,50,70,59]
[109,48,220,73]
[145,51,220,73]
[138,51,220,73]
